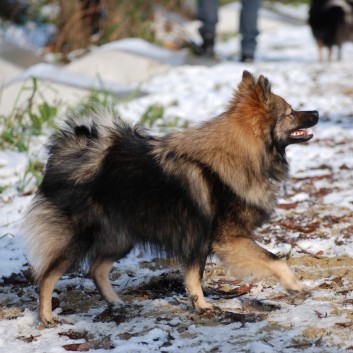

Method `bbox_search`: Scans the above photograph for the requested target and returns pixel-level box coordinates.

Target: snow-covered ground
[1,4,353,353]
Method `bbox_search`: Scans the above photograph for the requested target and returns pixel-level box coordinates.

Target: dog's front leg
[213,236,307,294]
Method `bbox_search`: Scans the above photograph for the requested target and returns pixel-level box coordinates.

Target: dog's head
[231,70,319,149]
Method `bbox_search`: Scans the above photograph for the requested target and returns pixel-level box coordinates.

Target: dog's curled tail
[45,108,123,185]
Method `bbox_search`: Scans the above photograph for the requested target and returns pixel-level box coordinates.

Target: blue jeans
[240,0,261,57]
[197,0,260,56]
[197,0,219,40]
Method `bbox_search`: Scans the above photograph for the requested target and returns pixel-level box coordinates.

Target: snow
[0,151,28,186]
[1,3,353,353]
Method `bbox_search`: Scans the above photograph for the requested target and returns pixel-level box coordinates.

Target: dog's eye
[287,109,294,118]
[285,107,292,116]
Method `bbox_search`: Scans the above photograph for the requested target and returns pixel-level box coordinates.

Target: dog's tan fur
[213,237,303,292]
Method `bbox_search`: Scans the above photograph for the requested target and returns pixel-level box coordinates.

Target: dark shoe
[188,32,215,58]
[190,42,215,57]
[240,54,254,63]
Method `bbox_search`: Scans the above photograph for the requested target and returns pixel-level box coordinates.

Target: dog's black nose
[312,110,319,120]
[310,110,319,124]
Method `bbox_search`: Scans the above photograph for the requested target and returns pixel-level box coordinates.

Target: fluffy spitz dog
[25,71,319,325]
[309,0,353,61]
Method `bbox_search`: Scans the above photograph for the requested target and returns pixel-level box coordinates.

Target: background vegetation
[0,0,309,55]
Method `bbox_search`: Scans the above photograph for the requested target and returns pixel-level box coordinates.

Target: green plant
[67,77,142,118]
[0,78,58,152]
[139,103,189,130]
[0,77,58,194]
[0,185,9,194]
[18,159,45,193]
[140,104,165,128]
[72,86,120,117]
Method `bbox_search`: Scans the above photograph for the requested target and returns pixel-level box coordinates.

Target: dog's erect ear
[256,75,271,103]
[239,70,255,92]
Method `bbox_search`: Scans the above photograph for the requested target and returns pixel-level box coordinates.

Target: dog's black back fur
[39,119,221,269]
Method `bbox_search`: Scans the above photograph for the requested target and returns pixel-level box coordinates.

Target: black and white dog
[308,0,353,61]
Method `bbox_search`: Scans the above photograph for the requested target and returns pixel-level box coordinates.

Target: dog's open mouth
[289,128,313,141]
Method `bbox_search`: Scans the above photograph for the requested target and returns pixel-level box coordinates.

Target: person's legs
[195,0,219,56]
[240,0,260,62]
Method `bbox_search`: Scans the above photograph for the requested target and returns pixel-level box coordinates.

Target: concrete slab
[0,58,21,87]
[0,77,87,117]
[6,63,144,97]
[66,48,171,86]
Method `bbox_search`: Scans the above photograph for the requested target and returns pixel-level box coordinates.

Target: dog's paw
[108,301,124,311]
[37,317,61,329]
[287,286,311,297]
[190,295,214,311]
[287,287,311,304]
[198,304,222,314]
[196,305,223,319]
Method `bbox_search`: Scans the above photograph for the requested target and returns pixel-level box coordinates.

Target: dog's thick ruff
[24,71,319,325]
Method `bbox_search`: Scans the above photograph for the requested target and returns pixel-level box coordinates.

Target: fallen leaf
[221,311,267,324]
[216,284,254,296]
[63,335,113,351]
[291,174,332,182]
[93,307,126,325]
[335,322,353,328]
[242,300,280,312]
[59,331,89,340]
[17,335,40,343]
[314,310,327,319]
[118,332,141,340]
[338,290,351,295]
[341,225,353,236]
[314,188,331,198]
[286,337,322,349]
[318,282,331,289]
[332,276,343,284]
[279,220,320,234]
[270,295,288,301]
[277,203,298,210]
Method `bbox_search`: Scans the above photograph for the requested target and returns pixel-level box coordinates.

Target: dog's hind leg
[328,46,333,62]
[89,257,121,304]
[38,258,72,325]
[184,261,213,311]
[337,45,342,61]
[317,40,324,62]
[213,236,305,294]
[89,246,132,304]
